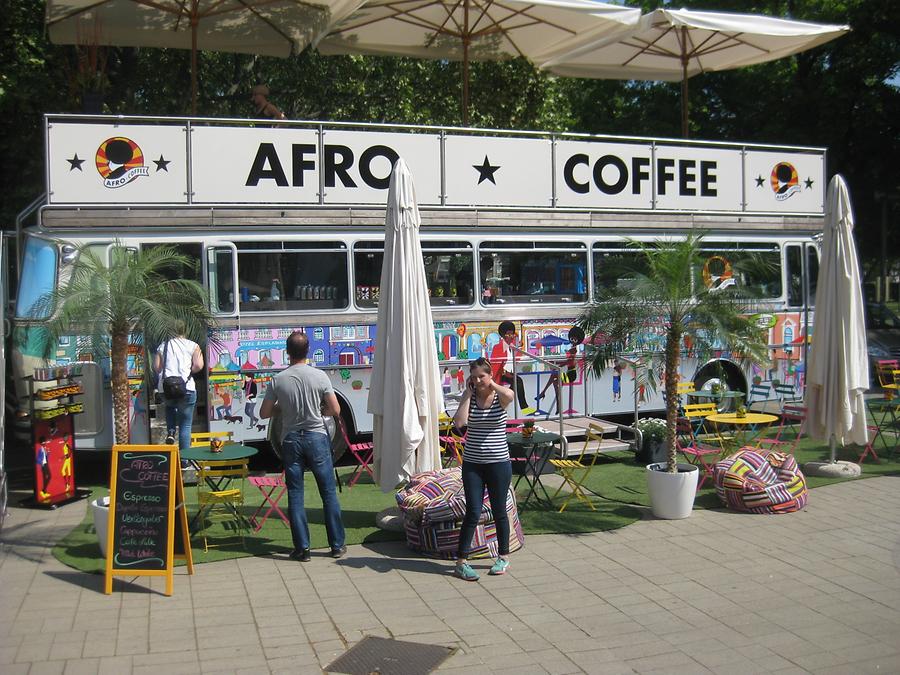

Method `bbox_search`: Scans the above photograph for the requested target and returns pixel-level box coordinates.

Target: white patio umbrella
[317,0,640,124]
[804,175,869,463]
[540,7,849,137]
[45,0,363,114]
[368,159,443,492]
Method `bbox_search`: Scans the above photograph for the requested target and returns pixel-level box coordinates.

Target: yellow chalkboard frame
[104,444,193,595]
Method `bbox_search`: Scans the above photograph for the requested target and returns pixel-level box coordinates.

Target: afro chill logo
[95,137,149,188]
[770,162,800,202]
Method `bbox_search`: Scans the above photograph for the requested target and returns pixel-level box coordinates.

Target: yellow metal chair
[190,430,235,447]
[675,381,695,410]
[683,402,727,446]
[876,360,899,400]
[548,422,604,512]
[195,458,248,552]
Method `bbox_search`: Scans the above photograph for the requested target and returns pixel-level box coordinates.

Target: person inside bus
[489,321,534,415]
[250,84,286,123]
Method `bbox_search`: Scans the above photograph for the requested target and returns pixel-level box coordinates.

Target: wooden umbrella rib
[46,0,115,27]
[622,28,679,67]
[329,0,447,36]
[491,0,576,36]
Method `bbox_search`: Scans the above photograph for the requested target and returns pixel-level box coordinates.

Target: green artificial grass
[54,426,897,574]
[53,467,403,574]
[53,465,641,574]
[581,433,900,510]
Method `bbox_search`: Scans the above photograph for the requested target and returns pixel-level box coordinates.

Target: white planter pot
[645,463,699,519]
[91,497,110,557]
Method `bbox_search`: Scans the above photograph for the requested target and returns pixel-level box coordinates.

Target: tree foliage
[577,233,770,472]
[27,244,216,444]
[2,0,897,266]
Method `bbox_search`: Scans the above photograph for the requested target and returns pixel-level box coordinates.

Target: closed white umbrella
[804,175,869,464]
[368,159,443,492]
[318,0,640,123]
[540,7,849,137]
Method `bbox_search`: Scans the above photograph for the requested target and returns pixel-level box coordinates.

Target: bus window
[422,241,474,306]
[786,245,803,307]
[207,246,235,314]
[353,241,476,308]
[236,241,348,312]
[805,244,819,307]
[702,242,782,298]
[15,236,58,319]
[592,243,649,296]
[142,243,202,283]
[479,242,587,305]
[353,242,383,309]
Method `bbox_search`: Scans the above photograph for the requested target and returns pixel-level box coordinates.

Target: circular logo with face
[95,137,149,188]
[770,162,800,201]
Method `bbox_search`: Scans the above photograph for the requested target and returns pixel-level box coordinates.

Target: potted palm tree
[27,243,216,547]
[578,233,768,519]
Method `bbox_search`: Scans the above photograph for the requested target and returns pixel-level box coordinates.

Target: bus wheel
[694,362,747,412]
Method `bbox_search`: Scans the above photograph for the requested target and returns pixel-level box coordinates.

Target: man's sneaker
[489,557,510,575]
[454,563,479,581]
[289,548,311,562]
[165,434,176,445]
[331,545,347,559]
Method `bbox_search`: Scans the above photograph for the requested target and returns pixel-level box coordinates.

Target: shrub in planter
[635,417,667,464]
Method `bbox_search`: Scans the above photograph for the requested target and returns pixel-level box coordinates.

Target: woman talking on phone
[452,357,515,581]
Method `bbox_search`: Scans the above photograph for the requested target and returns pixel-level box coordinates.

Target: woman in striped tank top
[451,357,515,581]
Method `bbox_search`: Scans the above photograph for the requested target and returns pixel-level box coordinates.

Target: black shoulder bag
[161,339,188,399]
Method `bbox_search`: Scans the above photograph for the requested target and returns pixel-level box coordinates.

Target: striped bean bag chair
[396,467,525,559]
[713,448,808,513]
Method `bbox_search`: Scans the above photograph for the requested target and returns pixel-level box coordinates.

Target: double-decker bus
[10,115,823,451]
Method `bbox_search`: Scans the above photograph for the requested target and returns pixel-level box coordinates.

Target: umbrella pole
[191,11,199,115]
[680,54,689,138]
[462,1,470,126]
[829,434,836,463]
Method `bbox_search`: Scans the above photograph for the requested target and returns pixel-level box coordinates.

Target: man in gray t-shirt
[260,331,345,562]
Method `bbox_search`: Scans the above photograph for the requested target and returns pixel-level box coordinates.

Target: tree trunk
[664,326,682,473]
[110,331,131,445]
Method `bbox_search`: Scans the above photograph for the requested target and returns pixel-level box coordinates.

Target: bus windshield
[15,236,58,319]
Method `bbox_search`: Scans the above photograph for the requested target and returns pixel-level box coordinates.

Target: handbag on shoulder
[161,339,188,399]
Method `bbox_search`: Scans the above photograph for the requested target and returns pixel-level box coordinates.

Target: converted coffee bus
[10,114,822,451]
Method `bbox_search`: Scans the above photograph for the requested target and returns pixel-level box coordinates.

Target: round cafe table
[705,412,778,451]
[507,431,561,508]
[180,444,257,463]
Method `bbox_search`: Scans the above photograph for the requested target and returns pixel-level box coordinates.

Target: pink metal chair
[676,417,722,491]
[758,404,807,454]
[247,474,288,531]
[337,417,375,487]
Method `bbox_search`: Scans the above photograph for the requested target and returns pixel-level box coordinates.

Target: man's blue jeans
[282,430,345,552]
[165,390,197,452]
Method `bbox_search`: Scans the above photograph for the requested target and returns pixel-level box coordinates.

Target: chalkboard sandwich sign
[105,444,193,595]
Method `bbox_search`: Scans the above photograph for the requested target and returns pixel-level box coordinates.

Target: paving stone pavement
[1,476,899,674]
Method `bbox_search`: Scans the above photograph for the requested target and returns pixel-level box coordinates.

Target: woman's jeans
[282,430,345,552]
[165,390,197,452]
[457,460,512,559]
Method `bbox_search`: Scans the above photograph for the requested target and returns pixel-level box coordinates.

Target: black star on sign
[67,154,84,171]
[804,177,814,189]
[473,155,500,185]
[153,155,171,172]
[755,175,765,187]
